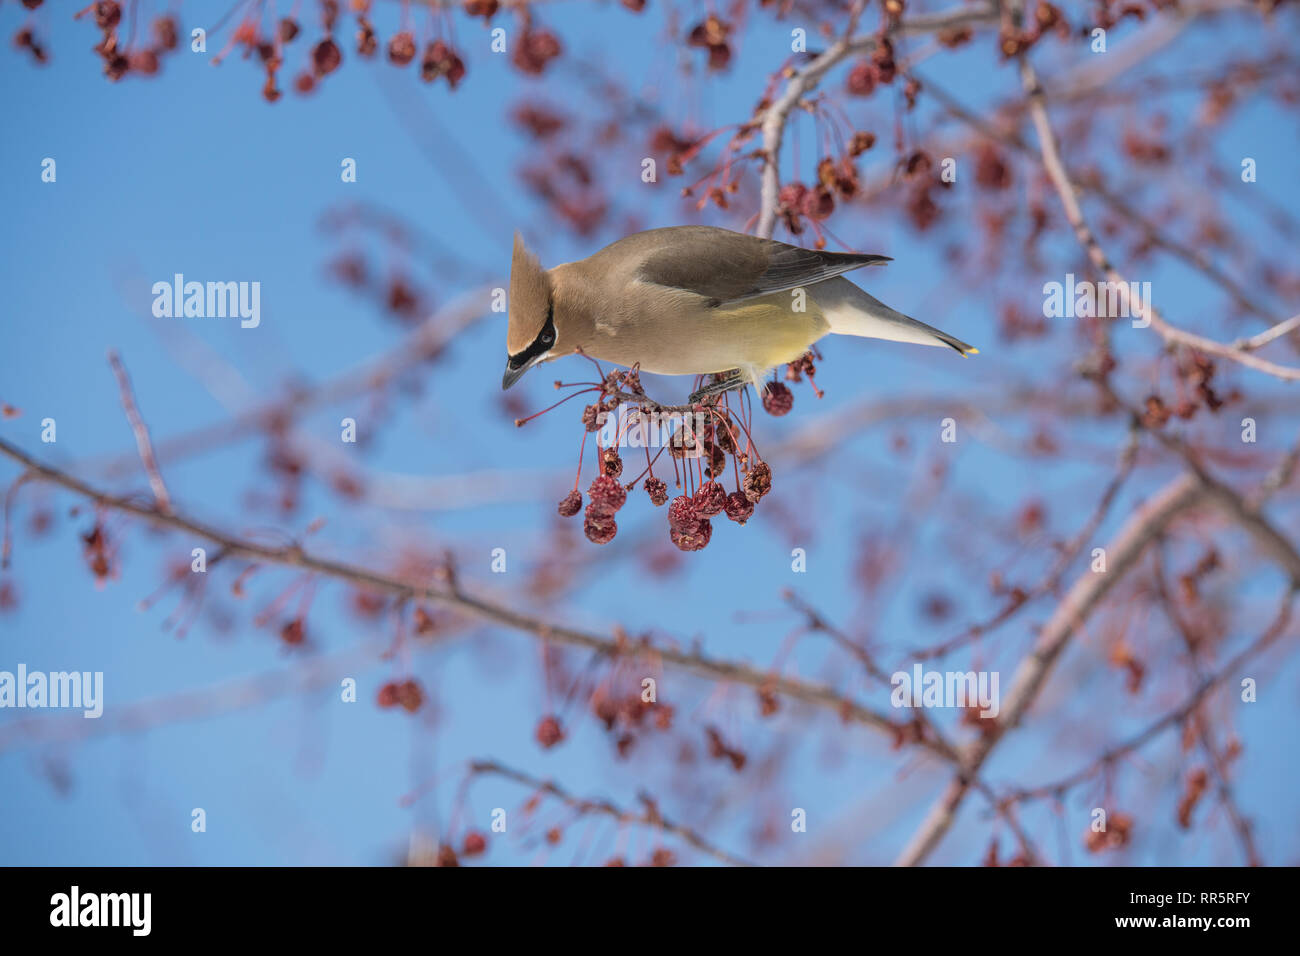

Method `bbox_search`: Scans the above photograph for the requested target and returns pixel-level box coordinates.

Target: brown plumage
[503,226,976,390]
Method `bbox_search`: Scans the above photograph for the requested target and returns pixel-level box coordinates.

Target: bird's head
[503,233,557,390]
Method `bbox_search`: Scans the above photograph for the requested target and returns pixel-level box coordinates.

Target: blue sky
[1,1,1297,865]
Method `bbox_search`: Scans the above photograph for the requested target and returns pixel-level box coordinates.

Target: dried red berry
[557,490,582,517]
[94,1,121,30]
[702,441,728,479]
[693,481,727,518]
[743,462,772,502]
[312,37,342,76]
[512,28,561,75]
[377,681,400,708]
[462,831,488,856]
[388,30,416,66]
[778,181,808,211]
[668,425,701,459]
[724,491,754,524]
[463,0,500,19]
[280,618,305,645]
[601,447,623,478]
[154,15,179,49]
[587,474,627,515]
[871,36,897,83]
[667,495,701,534]
[104,53,130,81]
[762,381,794,416]
[670,519,712,552]
[421,39,466,88]
[130,49,159,75]
[800,185,835,221]
[396,679,423,713]
[644,476,669,506]
[320,0,340,31]
[848,130,877,156]
[436,844,459,867]
[584,506,617,544]
[278,17,299,43]
[847,60,876,96]
[535,714,565,748]
[356,19,377,57]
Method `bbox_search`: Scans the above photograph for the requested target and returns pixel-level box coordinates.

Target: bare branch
[1017,53,1300,380]
[467,759,755,867]
[755,2,999,238]
[1005,589,1295,808]
[0,436,955,763]
[107,350,173,513]
[895,472,1208,865]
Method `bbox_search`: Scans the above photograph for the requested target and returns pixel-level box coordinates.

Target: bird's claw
[688,371,745,405]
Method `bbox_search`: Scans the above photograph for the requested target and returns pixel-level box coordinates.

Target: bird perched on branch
[502,226,977,400]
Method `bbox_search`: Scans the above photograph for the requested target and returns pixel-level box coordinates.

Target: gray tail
[814,276,978,356]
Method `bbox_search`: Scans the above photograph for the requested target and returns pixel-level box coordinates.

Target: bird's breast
[581,293,829,376]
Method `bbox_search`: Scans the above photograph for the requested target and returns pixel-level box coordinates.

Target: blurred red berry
[535,715,565,748]
[762,382,794,416]
[94,1,121,30]
[312,37,342,76]
[388,31,416,66]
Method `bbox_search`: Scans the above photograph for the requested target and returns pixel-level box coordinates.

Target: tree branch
[467,759,755,867]
[0,436,956,763]
[755,2,999,238]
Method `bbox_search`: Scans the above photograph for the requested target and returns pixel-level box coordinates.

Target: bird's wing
[635,228,891,307]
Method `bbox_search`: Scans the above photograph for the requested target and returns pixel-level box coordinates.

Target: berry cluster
[47,0,565,99]
[525,352,822,552]
[377,678,424,713]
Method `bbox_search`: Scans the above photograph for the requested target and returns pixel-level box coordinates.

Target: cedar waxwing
[503,226,977,395]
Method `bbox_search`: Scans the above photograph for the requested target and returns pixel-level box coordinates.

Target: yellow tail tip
[964,347,980,356]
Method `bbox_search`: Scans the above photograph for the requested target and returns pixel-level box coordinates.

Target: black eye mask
[508,306,556,370]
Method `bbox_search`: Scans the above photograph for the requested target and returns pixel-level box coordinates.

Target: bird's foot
[689,370,746,405]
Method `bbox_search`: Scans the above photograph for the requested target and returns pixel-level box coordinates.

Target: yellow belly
[587,299,829,376]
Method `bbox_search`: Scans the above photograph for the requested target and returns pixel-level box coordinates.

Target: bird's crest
[507,233,554,357]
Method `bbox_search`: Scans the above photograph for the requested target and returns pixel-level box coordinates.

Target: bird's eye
[541,330,554,345]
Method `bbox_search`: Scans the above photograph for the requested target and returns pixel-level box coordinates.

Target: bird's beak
[502,355,539,390]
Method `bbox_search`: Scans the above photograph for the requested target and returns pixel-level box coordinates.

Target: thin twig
[1004,589,1295,808]
[107,350,173,514]
[468,759,755,867]
[1017,53,1300,380]
[755,2,1000,238]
